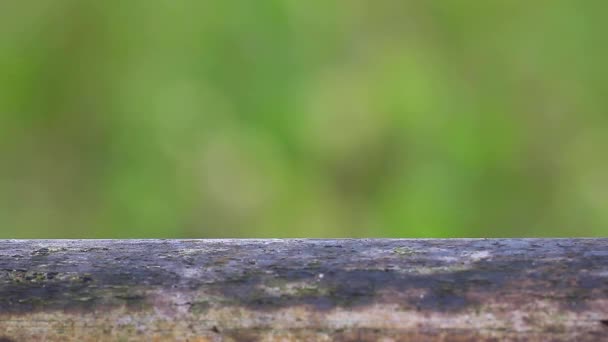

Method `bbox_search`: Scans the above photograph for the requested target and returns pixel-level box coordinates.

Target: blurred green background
[1,1,607,238]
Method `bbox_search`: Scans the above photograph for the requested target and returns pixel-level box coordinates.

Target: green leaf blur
[1,1,607,237]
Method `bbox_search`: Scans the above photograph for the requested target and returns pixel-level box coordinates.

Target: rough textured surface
[0,239,607,341]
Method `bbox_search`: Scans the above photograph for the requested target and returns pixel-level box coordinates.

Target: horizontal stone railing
[0,239,607,341]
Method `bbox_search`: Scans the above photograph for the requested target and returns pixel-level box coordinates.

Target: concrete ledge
[1,239,607,341]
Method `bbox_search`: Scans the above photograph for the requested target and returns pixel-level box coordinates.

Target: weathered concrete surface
[0,239,607,341]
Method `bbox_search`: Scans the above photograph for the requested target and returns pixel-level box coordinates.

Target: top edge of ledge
[0,238,606,242]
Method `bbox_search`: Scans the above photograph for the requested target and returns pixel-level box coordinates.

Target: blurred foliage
[1,1,608,237]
